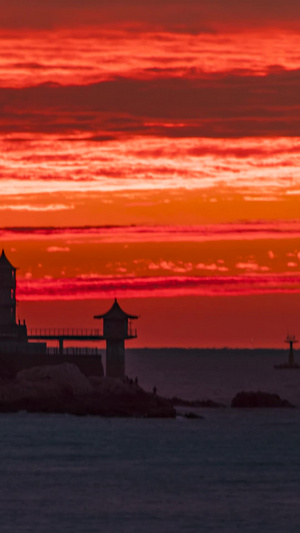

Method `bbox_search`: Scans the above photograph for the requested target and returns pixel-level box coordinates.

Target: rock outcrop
[179,412,204,420]
[0,363,176,418]
[231,391,295,408]
[170,396,225,408]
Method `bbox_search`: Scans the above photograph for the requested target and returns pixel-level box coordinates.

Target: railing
[28,327,137,338]
[128,327,137,338]
[28,328,103,337]
[47,347,101,356]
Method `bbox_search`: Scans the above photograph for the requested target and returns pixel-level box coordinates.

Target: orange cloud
[2,221,300,243]
[46,246,70,253]
[1,2,299,348]
[0,136,300,200]
[17,273,300,301]
[0,204,72,211]
[1,30,300,88]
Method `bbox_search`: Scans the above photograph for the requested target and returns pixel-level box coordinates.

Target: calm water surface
[1,349,300,532]
[1,410,300,533]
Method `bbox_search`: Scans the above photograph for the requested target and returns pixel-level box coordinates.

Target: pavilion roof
[94,298,138,320]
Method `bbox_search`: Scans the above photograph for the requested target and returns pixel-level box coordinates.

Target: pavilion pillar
[59,337,64,354]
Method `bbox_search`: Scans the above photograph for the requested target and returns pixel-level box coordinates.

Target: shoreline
[0,361,296,418]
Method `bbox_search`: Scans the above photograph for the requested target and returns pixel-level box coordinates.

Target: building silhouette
[285,334,298,367]
[94,299,138,379]
[0,250,138,379]
[0,250,28,347]
[274,334,300,369]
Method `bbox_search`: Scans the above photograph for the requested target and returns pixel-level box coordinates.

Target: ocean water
[2,349,300,533]
[126,348,300,405]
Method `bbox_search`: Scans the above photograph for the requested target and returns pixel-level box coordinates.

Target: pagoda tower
[94,299,138,379]
[0,250,17,329]
[0,250,27,342]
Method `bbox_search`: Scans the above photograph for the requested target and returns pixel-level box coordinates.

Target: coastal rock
[0,363,176,418]
[171,396,225,408]
[17,363,93,396]
[231,391,295,408]
[89,375,141,396]
[177,412,204,420]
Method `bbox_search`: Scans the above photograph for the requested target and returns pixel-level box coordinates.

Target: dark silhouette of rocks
[181,412,204,420]
[231,391,295,408]
[0,363,176,418]
[171,396,225,408]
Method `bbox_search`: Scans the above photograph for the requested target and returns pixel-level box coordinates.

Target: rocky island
[0,363,176,418]
[231,390,295,408]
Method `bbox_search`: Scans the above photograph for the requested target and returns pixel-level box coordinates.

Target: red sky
[1,1,300,347]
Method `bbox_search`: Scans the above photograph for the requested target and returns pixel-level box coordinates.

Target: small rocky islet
[231,390,296,408]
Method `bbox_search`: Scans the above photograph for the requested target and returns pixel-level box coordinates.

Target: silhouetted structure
[274,334,300,369]
[0,250,104,377]
[0,251,138,379]
[285,334,298,367]
[94,299,138,379]
[0,250,27,347]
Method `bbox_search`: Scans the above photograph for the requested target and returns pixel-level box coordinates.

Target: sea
[2,348,300,533]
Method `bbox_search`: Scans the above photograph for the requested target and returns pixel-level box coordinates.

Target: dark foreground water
[2,349,300,532]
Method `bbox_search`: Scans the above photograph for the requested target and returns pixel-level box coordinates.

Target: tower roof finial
[0,249,16,270]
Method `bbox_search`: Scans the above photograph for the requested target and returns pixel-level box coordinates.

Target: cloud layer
[17,273,300,301]
[0,1,299,348]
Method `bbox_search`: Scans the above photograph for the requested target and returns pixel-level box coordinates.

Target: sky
[1,0,300,347]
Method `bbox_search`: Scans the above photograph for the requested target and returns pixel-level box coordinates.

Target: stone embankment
[0,363,176,418]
